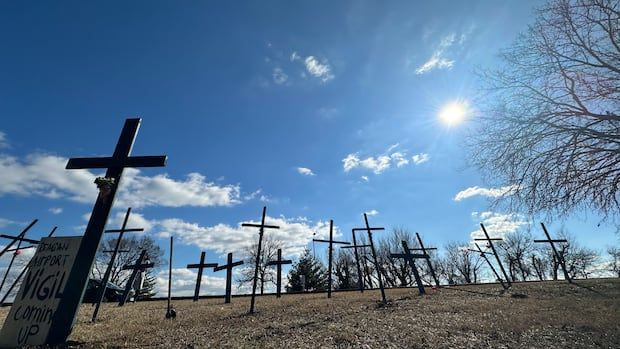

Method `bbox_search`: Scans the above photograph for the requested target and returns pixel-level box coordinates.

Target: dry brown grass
[1,279,619,348]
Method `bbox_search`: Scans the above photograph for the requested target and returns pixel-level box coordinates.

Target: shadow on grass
[571,281,609,297]
[439,285,504,297]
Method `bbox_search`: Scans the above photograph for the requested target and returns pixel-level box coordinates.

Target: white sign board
[0,236,82,347]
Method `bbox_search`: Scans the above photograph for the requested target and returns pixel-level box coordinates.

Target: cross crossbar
[474,238,503,241]
[241,223,280,229]
[410,247,438,251]
[266,259,292,266]
[312,239,350,245]
[0,235,40,245]
[341,244,371,249]
[66,155,167,169]
[534,239,567,243]
[123,262,155,270]
[390,253,430,259]
[352,227,385,231]
[105,228,144,233]
[187,262,218,269]
[214,261,244,272]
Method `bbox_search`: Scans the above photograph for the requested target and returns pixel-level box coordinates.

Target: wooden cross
[473,223,512,288]
[468,243,509,290]
[266,248,292,298]
[341,229,372,293]
[213,252,244,304]
[48,118,166,344]
[535,222,572,283]
[119,250,154,306]
[413,232,440,287]
[241,206,280,314]
[187,252,218,301]
[313,220,350,298]
[390,240,427,295]
[0,219,38,258]
[0,225,56,304]
[353,213,387,304]
[92,207,144,322]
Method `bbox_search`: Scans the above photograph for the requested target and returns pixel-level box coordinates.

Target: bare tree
[470,0,620,221]
[236,235,282,294]
[333,249,359,290]
[444,241,484,284]
[498,230,535,281]
[91,235,164,288]
[607,246,620,277]
[376,228,417,287]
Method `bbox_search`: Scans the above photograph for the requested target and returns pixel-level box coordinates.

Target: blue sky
[0,1,617,297]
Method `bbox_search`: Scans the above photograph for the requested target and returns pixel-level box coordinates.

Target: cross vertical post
[474,223,512,288]
[119,250,155,306]
[469,243,508,289]
[214,252,244,303]
[48,118,166,344]
[414,232,440,287]
[535,222,572,283]
[266,248,292,298]
[92,207,144,322]
[313,220,350,298]
[353,213,386,304]
[0,219,38,258]
[166,237,174,319]
[390,240,426,295]
[241,206,280,314]
[187,252,218,301]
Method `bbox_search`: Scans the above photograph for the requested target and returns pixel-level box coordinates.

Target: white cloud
[154,268,227,297]
[290,51,301,61]
[343,150,429,174]
[366,210,379,216]
[360,176,369,182]
[454,185,517,202]
[411,153,430,164]
[0,218,19,228]
[154,215,335,259]
[469,211,528,241]
[303,56,334,82]
[272,67,288,84]
[296,167,315,176]
[48,207,63,215]
[0,152,246,209]
[415,33,457,74]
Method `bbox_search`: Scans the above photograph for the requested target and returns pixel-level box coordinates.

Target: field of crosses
[0,119,619,348]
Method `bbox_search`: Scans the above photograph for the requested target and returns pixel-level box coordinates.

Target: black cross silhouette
[187,252,218,301]
[468,242,509,289]
[390,240,427,295]
[213,252,244,303]
[119,250,154,306]
[313,220,350,298]
[353,213,386,304]
[241,206,280,314]
[413,232,440,287]
[266,248,292,298]
[473,223,512,288]
[341,229,372,293]
[535,222,571,283]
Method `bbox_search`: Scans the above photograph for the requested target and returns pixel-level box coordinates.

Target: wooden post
[187,252,218,301]
[266,249,292,298]
[119,250,154,306]
[390,240,426,295]
[213,252,244,303]
[468,243,508,289]
[414,232,440,287]
[535,223,572,283]
[474,223,512,287]
[353,213,386,304]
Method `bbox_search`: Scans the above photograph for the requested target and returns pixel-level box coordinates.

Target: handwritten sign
[0,236,82,347]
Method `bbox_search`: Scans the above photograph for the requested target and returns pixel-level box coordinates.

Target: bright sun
[438,101,469,127]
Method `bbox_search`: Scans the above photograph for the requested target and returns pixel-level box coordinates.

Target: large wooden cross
[213,252,244,303]
[187,252,218,301]
[353,213,387,304]
[468,242,509,290]
[313,220,350,298]
[119,250,154,306]
[341,229,372,293]
[390,240,427,295]
[473,223,512,288]
[266,248,292,298]
[413,232,440,287]
[535,222,572,283]
[0,225,56,304]
[48,118,166,343]
[241,206,280,314]
[92,207,144,322]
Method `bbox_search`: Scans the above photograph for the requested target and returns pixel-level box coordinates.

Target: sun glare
[438,101,469,127]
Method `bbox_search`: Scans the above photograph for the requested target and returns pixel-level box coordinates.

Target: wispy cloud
[343,148,430,174]
[291,52,334,83]
[296,167,315,176]
[454,185,517,202]
[0,131,8,148]
[49,207,63,215]
[415,33,456,74]
[411,153,430,164]
[366,209,379,216]
[272,67,288,85]
[360,176,369,182]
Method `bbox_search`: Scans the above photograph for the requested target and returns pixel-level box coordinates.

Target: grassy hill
[1,278,618,348]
